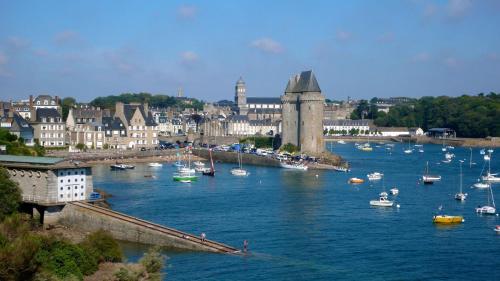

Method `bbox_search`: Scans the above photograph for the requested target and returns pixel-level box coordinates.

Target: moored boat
[433,215,464,224]
[110,163,135,170]
[333,166,350,172]
[390,188,399,195]
[349,177,364,184]
[367,172,383,181]
[422,161,441,184]
[280,161,308,171]
[370,195,394,207]
[148,162,163,167]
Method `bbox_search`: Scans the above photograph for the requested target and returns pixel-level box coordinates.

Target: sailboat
[202,149,215,176]
[404,138,412,154]
[454,160,467,201]
[231,150,249,176]
[473,159,491,189]
[422,161,441,184]
[481,152,500,183]
[173,150,198,182]
[172,150,184,167]
[441,139,447,152]
[475,182,496,215]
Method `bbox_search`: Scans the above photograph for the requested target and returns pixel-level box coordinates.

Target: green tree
[61,97,76,121]
[281,143,299,153]
[0,168,22,221]
[75,143,86,151]
[79,230,123,263]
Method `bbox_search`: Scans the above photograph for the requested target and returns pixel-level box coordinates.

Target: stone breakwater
[192,149,343,170]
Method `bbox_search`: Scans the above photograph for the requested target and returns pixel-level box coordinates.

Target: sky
[0,0,499,102]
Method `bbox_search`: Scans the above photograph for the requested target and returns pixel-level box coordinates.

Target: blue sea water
[93,143,500,280]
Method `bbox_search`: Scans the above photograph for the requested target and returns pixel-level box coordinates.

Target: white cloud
[177,5,197,20]
[336,30,352,42]
[0,52,7,65]
[412,52,430,62]
[180,51,199,63]
[251,38,284,54]
[54,30,82,45]
[447,0,472,19]
[444,57,458,67]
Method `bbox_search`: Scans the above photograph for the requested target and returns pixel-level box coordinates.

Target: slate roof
[285,70,321,93]
[247,97,281,104]
[123,104,157,126]
[227,115,249,122]
[323,119,371,126]
[72,108,103,119]
[103,117,125,131]
[35,108,61,122]
[0,155,64,165]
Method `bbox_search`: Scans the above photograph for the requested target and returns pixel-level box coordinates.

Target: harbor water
[93,143,500,280]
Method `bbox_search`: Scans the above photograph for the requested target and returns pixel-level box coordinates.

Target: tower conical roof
[284,74,300,93]
[236,76,245,85]
[294,70,321,92]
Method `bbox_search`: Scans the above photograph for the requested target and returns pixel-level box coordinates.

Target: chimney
[55,95,59,105]
[115,102,124,119]
[29,95,33,108]
[143,103,149,114]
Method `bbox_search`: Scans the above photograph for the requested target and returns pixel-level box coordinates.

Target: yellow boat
[360,146,373,151]
[432,215,464,224]
[349,177,365,184]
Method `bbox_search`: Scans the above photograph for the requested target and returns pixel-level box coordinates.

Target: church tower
[235,77,248,115]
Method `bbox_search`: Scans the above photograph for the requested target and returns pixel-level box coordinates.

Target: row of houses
[323,119,424,137]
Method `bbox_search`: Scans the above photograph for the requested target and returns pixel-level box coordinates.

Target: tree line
[89,92,204,111]
[350,93,500,138]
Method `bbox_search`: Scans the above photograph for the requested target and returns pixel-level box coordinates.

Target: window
[60,187,63,190]
[81,178,84,181]
[60,194,63,198]
[81,185,84,189]
[80,171,84,175]
[60,179,63,183]
[67,179,70,183]
[81,193,84,196]
[67,186,71,190]
[74,193,77,197]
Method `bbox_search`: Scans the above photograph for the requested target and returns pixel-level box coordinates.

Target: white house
[323,119,371,135]
[376,127,410,137]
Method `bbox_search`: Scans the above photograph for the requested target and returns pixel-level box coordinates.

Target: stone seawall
[193,149,281,168]
[193,149,343,170]
[58,202,237,253]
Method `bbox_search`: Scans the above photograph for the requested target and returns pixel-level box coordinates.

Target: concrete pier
[59,202,239,254]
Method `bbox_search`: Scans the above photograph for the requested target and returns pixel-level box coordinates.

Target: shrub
[0,169,22,221]
[79,230,123,263]
[281,143,299,154]
[140,246,165,280]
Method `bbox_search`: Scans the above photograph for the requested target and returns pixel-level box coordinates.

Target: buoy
[396,204,400,208]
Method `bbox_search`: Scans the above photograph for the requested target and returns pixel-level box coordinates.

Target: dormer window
[51,101,55,105]
[44,100,48,105]
[37,101,40,105]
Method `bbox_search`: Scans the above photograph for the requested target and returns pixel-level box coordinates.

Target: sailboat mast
[459,161,463,193]
[469,147,472,168]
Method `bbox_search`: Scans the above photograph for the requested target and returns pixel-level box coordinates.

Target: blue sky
[1,0,499,102]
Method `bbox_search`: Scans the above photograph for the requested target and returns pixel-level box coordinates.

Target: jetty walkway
[65,202,240,254]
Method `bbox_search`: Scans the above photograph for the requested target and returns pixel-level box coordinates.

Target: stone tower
[234,77,248,115]
[281,70,325,155]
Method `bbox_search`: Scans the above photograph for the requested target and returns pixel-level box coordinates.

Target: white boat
[418,149,424,153]
[370,196,394,207]
[193,161,205,167]
[442,159,452,164]
[480,149,486,155]
[280,161,308,171]
[454,161,467,201]
[231,151,249,176]
[337,140,346,144]
[476,181,496,215]
[481,153,500,182]
[422,161,441,184]
[446,146,455,150]
[445,152,454,160]
[484,155,491,161]
[367,172,383,181]
[333,166,350,172]
[110,163,135,170]
[380,191,388,197]
[148,162,163,167]
[494,226,500,233]
[404,138,412,154]
[195,166,206,172]
[488,149,494,153]
[390,188,399,195]
[473,182,490,189]
[178,167,195,173]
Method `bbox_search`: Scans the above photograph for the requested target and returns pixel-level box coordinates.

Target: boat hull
[433,215,464,224]
[370,200,394,207]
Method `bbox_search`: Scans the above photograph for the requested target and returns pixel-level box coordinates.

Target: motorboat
[473,182,490,189]
[418,149,424,153]
[193,161,205,167]
[110,163,135,170]
[446,146,455,150]
[370,195,394,207]
[349,177,364,184]
[231,168,249,176]
[433,215,464,224]
[148,162,163,167]
[333,166,350,172]
[404,149,413,154]
[454,161,467,201]
[379,191,388,197]
[390,188,399,195]
[367,172,383,181]
[280,161,308,171]
[494,225,500,233]
[360,146,373,151]
[172,161,184,167]
[445,152,454,160]
[422,162,441,184]
[337,140,346,144]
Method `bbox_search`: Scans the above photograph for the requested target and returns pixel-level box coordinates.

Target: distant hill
[90,93,204,111]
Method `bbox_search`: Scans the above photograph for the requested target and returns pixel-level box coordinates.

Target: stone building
[234,77,282,121]
[281,70,325,155]
[32,108,66,147]
[114,102,159,148]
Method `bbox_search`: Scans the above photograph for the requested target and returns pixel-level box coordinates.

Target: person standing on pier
[243,240,248,253]
[201,232,206,242]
